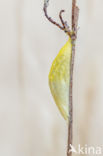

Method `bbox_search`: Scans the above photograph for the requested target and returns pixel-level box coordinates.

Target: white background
[0,0,103,156]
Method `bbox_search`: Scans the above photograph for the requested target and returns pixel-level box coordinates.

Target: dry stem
[43,0,72,37]
[43,0,79,156]
[67,1,79,156]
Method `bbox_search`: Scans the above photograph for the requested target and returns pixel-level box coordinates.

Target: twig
[72,0,79,36]
[67,0,79,156]
[43,0,71,37]
[43,6,64,31]
[59,10,71,36]
[43,0,79,156]
[59,10,66,29]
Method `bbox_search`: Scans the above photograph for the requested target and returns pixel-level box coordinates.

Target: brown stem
[59,10,71,36]
[59,10,66,28]
[43,0,79,156]
[67,0,79,156]
[43,0,71,37]
[43,6,64,31]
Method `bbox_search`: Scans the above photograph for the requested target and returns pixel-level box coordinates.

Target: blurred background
[0,0,103,155]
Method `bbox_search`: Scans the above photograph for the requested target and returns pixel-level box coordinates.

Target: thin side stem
[43,6,64,31]
[43,0,72,37]
[59,10,66,29]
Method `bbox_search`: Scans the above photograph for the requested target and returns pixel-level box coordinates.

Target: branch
[43,1,79,156]
[43,0,71,37]
[59,10,71,36]
[72,0,79,39]
[59,10,65,28]
[67,0,79,156]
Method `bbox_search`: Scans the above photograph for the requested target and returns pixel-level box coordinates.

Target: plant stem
[67,0,79,156]
[43,0,72,36]
[43,0,79,155]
